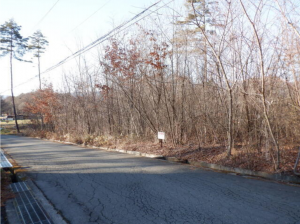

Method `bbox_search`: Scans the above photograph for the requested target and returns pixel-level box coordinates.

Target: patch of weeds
[93,135,113,147]
[72,136,83,145]
[83,135,94,145]
[0,129,15,135]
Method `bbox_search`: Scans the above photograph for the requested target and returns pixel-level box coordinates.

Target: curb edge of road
[25,179,69,224]
[186,160,300,184]
[96,146,300,184]
[38,137,300,184]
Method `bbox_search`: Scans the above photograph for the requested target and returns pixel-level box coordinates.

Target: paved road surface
[1,135,300,224]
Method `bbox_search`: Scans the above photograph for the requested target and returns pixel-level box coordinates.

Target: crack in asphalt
[2,135,300,224]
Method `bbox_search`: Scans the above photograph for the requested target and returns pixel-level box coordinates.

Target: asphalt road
[1,135,300,224]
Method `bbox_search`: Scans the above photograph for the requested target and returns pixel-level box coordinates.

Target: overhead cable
[32,0,60,30]
[68,0,111,34]
[1,0,174,94]
[41,0,172,75]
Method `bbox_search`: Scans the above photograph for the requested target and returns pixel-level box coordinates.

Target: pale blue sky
[0,0,184,95]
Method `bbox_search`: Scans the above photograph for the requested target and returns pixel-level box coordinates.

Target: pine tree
[177,0,216,82]
[0,19,29,133]
[178,0,215,28]
[28,30,49,90]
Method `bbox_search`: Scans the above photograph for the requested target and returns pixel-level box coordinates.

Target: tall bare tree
[0,19,29,133]
[28,30,49,90]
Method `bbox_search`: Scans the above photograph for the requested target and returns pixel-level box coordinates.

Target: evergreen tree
[178,0,215,29]
[0,19,29,133]
[176,0,219,149]
[28,30,49,90]
[177,0,216,81]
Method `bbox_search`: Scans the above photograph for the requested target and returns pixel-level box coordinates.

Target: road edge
[48,138,300,184]
[26,179,68,224]
[8,135,300,184]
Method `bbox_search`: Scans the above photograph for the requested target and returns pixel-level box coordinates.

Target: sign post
[158,132,165,148]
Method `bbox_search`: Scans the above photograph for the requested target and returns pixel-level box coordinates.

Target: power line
[1,0,174,94]
[67,0,111,34]
[42,0,172,74]
[32,0,60,30]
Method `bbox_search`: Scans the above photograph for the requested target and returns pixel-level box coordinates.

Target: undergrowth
[20,128,300,175]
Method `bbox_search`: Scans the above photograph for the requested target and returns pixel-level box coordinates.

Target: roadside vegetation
[0,120,32,135]
[1,0,300,175]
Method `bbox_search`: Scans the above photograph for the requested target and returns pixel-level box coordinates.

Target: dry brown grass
[118,141,299,174]
[21,129,300,175]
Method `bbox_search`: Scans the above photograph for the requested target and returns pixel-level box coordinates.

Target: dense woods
[2,0,300,172]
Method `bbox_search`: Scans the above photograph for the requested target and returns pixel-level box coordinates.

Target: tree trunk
[10,49,20,133]
[239,0,280,169]
[227,89,233,157]
[38,56,41,90]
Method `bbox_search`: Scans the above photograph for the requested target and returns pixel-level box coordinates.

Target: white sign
[158,132,165,140]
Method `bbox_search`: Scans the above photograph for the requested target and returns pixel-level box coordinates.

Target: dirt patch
[1,169,15,207]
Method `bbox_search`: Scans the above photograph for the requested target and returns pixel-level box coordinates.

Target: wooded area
[2,0,300,172]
